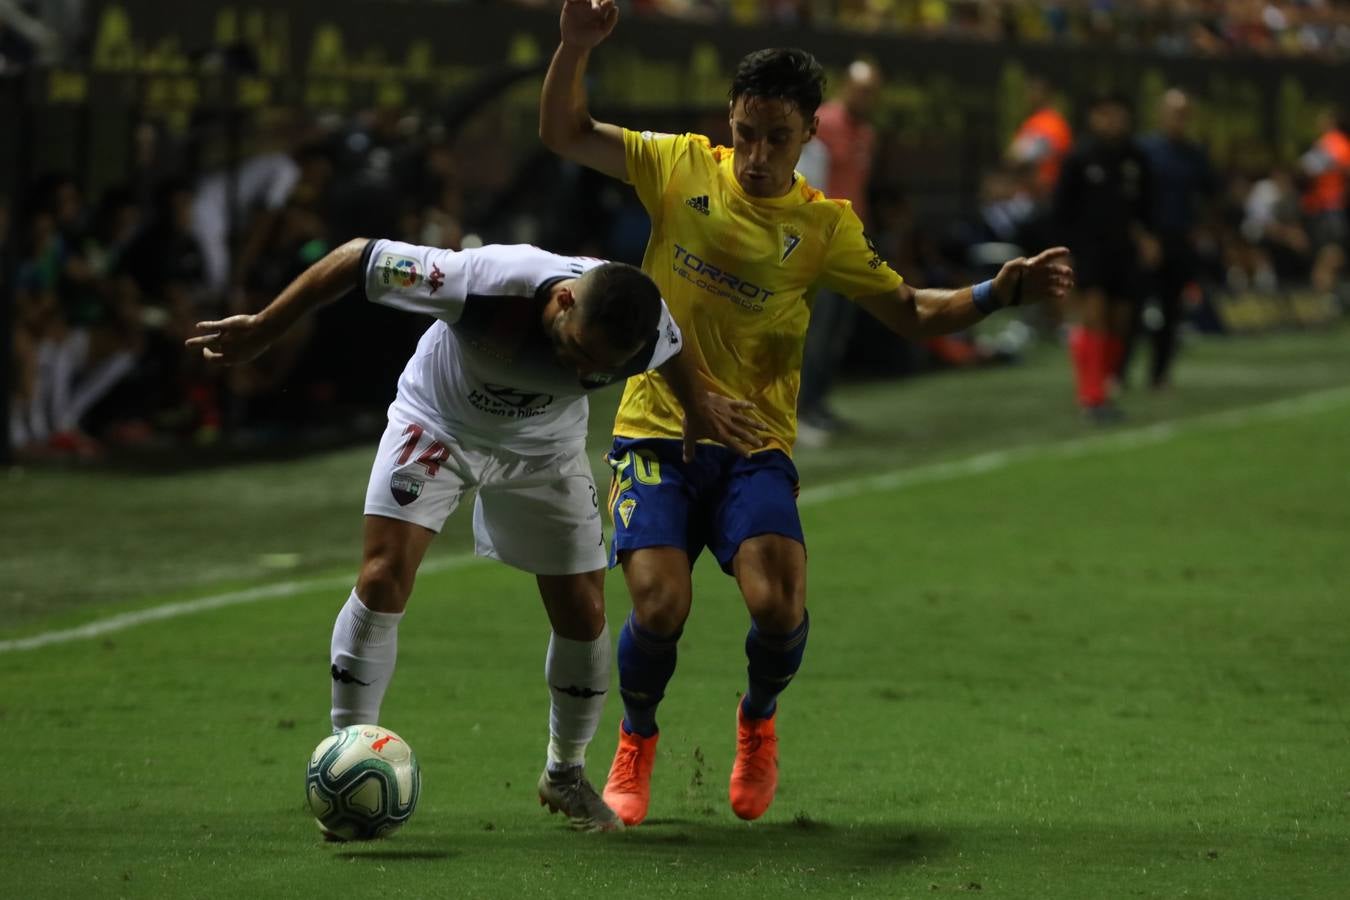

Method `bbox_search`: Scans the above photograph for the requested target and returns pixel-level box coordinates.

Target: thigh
[363,412,474,533]
[473,447,606,576]
[607,437,705,567]
[710,450,805,576]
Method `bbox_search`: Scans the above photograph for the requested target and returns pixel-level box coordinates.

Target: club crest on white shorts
[390,474,424,506]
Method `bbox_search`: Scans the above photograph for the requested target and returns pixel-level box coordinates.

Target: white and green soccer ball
[306,724,421,841]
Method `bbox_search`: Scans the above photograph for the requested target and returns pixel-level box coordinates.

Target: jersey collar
[719,151,809,209]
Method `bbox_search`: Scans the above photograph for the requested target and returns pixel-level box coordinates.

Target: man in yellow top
[540,0,1074,826]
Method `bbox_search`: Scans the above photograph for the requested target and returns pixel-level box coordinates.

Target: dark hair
[576,262,663,351]
[729,48,826,119]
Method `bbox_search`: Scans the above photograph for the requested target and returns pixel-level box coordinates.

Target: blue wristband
[972,279,1000,315]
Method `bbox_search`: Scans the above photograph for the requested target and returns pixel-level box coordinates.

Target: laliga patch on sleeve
[377,253,421,289]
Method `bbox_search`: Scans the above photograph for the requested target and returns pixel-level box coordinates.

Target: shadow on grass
[333,847,459,862]
[601,817,950,872]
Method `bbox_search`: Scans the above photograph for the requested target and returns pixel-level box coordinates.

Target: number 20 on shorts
[610,449,661,498]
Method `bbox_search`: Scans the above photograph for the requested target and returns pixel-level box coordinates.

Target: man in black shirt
[1135,88,1217,389]
[1055,92,1158,421]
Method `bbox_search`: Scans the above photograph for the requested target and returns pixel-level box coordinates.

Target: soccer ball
[306,724,421,841]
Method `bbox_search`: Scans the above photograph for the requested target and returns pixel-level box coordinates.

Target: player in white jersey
[187,237,762,833]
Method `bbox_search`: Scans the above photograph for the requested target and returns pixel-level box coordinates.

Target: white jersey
[360,239,683,455]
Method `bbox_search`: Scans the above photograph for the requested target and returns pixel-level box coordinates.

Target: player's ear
[807,115,819,140]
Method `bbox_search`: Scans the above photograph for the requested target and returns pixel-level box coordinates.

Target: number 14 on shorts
[397,423,450,478]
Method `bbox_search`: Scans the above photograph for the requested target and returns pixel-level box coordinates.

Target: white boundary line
[0,553,483,654]
[798,384,1350,506]
[3,385,1347,655]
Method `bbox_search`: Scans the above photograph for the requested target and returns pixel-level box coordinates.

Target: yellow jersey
[615,128,904,455]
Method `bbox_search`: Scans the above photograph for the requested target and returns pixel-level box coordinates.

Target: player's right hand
[185,314,278,365]
[560,0,618,49]
[682,392,767,461]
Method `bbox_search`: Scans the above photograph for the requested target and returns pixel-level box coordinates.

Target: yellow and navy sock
[741,610,810,720]
[616,611,681,738]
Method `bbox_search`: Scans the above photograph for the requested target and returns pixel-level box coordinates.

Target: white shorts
[363,411,606,575]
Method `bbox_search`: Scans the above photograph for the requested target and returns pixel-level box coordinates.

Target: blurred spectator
[613,0,1350,60]
[797,58,882,445]
[1131,87,1218,388]
[190,150,301,299]
[111,179,218,444]
[9,5,1348,461]
[0,0,58,69]
[973,166,1039,247]
[10,179,139,458]
[417,139,466,250]
[1007,74,1073,202]
[1242,165,1310,287]
[1298,106,1349,293]
[1002,75,1074,332]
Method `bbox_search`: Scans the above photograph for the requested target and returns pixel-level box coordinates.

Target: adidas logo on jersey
[686,195,710,215]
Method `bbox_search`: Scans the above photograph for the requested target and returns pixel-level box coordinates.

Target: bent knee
[539,572,607,640]
[742,587,805,633]
[624,562,691,636]
[736,562,806,633]
[357,554,414,612]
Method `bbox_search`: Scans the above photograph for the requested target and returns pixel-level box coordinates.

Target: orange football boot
[729,704,778,821]
[602,725,659,826]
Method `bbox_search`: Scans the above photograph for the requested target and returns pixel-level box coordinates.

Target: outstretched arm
[186,238,370,364]
[539,0,628,180]
[854,247,1074,339]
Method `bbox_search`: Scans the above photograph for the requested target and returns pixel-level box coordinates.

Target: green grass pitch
[2,330,1348,898]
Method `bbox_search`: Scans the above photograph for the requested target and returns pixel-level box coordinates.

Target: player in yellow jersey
[540,0,1074,826]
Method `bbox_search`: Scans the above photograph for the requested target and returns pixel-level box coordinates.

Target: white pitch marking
[0,552,480,653]
[2,385,1347,654]
[797,385,1349,506]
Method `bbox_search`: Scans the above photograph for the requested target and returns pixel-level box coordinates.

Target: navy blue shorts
[606,437,804,574]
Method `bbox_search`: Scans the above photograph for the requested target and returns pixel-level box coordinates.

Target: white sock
[29,340,58,443]
[50,330,89,433]
[330,590,403,729]
[545,624,611,772]
[58,350,134,432]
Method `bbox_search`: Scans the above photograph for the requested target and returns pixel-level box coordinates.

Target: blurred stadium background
[2,2,1348,897]
[3,0,1348,461]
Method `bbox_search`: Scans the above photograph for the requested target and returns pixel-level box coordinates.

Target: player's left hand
[682,391,766,461]
[185,314,281,365]
[993,246,1074,307]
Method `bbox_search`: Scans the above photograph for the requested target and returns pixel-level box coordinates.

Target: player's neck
[736,172,797,200]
